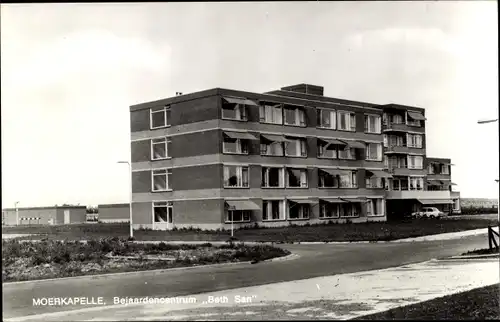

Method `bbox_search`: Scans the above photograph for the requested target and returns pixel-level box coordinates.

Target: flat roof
[98,203,130,208]
[2,205,87,211]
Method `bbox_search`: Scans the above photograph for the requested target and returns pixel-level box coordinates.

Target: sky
[1,1,498,207]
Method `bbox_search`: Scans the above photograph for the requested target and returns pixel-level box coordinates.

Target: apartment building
[129,84,460,230]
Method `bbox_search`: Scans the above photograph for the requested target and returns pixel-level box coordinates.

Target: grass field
[2,216,497,242]
[354,283,500,320]
[462,248,500,256]
[2,238,289,282]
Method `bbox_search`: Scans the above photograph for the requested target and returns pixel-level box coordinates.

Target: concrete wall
[2,207,86,225]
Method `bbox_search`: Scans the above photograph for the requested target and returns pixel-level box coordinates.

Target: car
[411,207,445,219]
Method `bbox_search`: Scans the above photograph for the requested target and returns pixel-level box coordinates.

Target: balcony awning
[417,199,454,205]
[340,197,368,203]
[366,170,393,178]
[223,131,257,140]
[345,141,366,149]
[427,179,444,185]
[261,134,293,143]
[225,200,260,210]
[320,198,347,203]
[319,138,347,149]
[319,168,351,176]
[407,111,426,121]
[222,96,259,106]
[288,198,318,205]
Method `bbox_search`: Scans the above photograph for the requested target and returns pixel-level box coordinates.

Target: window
[318,170,357,188]
[260,103,283,124]
[222,103,247,121]
[284,106,306,126]
[408,155,423,169]
[364,114,381,133]
[409,177,424,190]
[338,147,357,160]
[317,140,337,159]
[367,199,384,217]
[407,134,423,148]
[260,137,284,156]
[392,114,404,124]
[226,210,251,223]
[428,164,435,174]
[317,108,336,129]
[392,178,401,191]
[151,137,171,160]
[153,201,173,223]
[383,134,388,147]
[223,137,249,154]
[441,164,450,174]
[150,106,171,129]
[388,135,405,147]
[287,202,310,220]
[262,200,285,221]
[285,137,307,157]
[286,168,308,188]
[366,143,383,161]
[152,169,172,191]
[366,177,384,189]
[337,111,356,131]
[223,165,249,188]
[319,201,340,219]
[262,167,284,188]
[340,203,360,218]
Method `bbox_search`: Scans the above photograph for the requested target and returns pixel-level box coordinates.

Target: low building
[97,203,130,223]
[2,206,87,226]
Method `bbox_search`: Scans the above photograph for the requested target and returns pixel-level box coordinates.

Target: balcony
[382,122,425,134]
[387,166,427,176]
[427,173,451,181]
[385,144,425,155]
[386,190,451,200]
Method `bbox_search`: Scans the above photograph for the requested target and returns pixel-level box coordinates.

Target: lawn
[354,283,500,320]
[1,238,290,282]
[2,217,497,243]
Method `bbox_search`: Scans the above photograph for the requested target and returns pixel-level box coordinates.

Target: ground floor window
[453,199,460,211]
[339,203,361,218]
[153,201,173,223]
[367,199,384,217]
[262,200,285,221]
[226,210,251,223]
[319,201,340,219]
[287,202,310,220]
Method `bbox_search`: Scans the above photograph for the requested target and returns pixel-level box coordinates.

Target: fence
[488,225,500,251]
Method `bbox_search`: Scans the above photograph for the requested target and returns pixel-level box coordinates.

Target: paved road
[3,233,491,319]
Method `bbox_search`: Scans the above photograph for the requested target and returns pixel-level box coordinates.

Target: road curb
[2,253,299,286]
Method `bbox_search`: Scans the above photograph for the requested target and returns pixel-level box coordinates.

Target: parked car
[412,207,445,219]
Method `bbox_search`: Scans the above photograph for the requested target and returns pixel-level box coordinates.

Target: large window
[223,137,249,154]
[407,134,423,148]
[260,137,284,156]
[226,210,251,223]
[317,140,338,159]
[153,201,173,223]
[286,168,308,188]
[222,103,247,121]
[367,199,384,217]
[151,137,171,160]
[223,165,249,188]
[262,200,285,221]
[364,114,381,134]
[318,170,357,188]
[262,167,284,188]
[287,202,310,220]
[408,155,423,169]
[340,203,360,218]
[317,108,336,129]
[337,111,356,131]
[285,137,307,157]
[284,106,306,126]
[441,164,450,174]
[386,135,405,147]
[150,106,171,129]
[338,147,357,160]
[366,143,383,161]
[319,202,340,219]
[260,103,283,124]
[152,169,172,191]
[366,177,384,189]
[409,177,424,191]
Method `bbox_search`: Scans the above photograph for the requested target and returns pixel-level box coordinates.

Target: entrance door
[64,210,70,224]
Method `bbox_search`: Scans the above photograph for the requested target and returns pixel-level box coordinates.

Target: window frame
[317,108,337,130]
[285,167,308,188]
[151,137,172,161]
[150,106,171,130]
[222,137,249,155]
[339,203,361,218]
[151,168,172,192]
[319,201,340,219]
[260,137,285,156]
[152,201,173,224]
[406,133,423,148]
[366,198,385,217]
[221,102,248,121]
[262,199,286,221]
[223,165,250,188]
[364,114,382,134]
[225,210,251,223]
[261,166,285,188]
[337,110,356,132]
[284,137,307,157]
[287,201,310,220]
[283,106,306,127]
[365,142,383,161]
[407,155,424,169]
[259,103,283,125]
